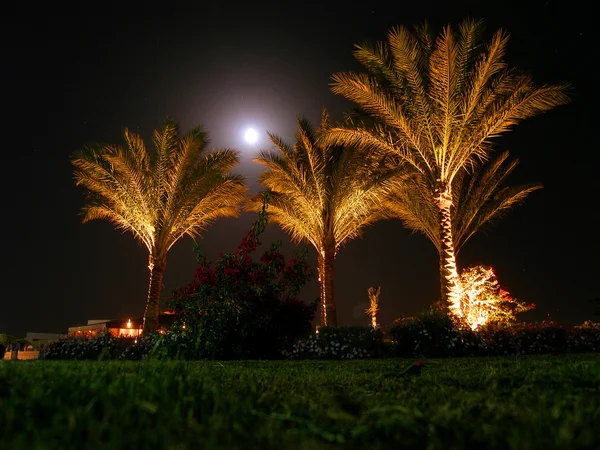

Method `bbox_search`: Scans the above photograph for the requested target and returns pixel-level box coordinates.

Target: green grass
[1,354,599,449]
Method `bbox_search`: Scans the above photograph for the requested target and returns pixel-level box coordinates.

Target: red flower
[224,267,240,277]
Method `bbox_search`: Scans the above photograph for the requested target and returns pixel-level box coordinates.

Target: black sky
[1,1,595,336]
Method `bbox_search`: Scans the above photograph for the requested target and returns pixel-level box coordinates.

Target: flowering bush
[164,195,317,360]
[458,265,535,330]
[283,326,386,360]
[39,330,136,360]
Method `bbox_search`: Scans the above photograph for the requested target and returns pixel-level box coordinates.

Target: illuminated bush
[458,265,535,330]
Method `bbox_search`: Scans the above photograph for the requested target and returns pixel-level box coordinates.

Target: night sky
[2,1,595,337]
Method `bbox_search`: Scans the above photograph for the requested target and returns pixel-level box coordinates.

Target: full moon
[244,127,259,144]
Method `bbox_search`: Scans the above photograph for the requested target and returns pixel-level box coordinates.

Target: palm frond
[329,18,568,190]
[383,173,439,249]
[384,151,543,254]
[250,108,404,254]
[328,17,567,259]
[452,151,543,251]
[321,125,428,175]
[330,71,425,154]
[71,120,246,258]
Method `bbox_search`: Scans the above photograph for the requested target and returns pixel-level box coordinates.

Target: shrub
[39,330,136,360]
[164,195,317,360]
[283,326,387,360]
[118,334,161,360]
[571,321,600,352]
[387,303,600,358]
[389,306,462,358]
[0,343,5,358]
[475,320,569,355]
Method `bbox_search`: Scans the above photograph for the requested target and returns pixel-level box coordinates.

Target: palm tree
[322,18,569,317]
[384,150,542,257]
[71,120,247,333]
[247,109,403,327]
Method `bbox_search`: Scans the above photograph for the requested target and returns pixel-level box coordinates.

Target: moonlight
[244,127,259,144]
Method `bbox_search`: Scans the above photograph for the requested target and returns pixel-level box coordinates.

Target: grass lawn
[1,354,598,449]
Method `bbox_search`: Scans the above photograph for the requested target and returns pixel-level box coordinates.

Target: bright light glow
[244,128,259,144]
[127,319,131,328]
[455,265,535,329]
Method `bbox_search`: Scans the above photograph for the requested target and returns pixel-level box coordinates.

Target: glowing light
[244,128,259,144]
[455,265,535,329]
[126,319,131,328]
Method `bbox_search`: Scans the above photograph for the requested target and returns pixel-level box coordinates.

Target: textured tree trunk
[436,187,462,317]
[317,242,337,327]
[143,255,166,334]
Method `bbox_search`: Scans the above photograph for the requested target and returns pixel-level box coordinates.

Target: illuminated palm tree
[247,109,403,327]
[71,120,247,333]
[384,150,542,257]
[323,18,569,317]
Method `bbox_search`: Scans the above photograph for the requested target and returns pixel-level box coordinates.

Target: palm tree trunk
[317,243,337,327]
[436,188,462,317]
[143,255,166,334]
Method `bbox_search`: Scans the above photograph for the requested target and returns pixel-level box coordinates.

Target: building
[24,332,61,350]
[68,318,142,337]
[67,314,175,337]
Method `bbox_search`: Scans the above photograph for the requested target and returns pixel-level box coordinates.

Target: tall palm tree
[384,150,542,256]
[71,120,247,333]
[247,109,403,327]
[322,18,569,317]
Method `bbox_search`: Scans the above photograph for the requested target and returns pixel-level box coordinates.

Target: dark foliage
[39,330,136,360]
[389,306,461,358]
